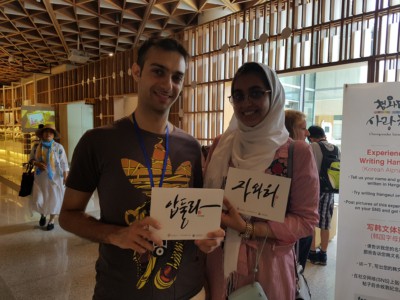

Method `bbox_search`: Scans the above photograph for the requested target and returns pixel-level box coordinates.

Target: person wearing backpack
[307,125,341,266]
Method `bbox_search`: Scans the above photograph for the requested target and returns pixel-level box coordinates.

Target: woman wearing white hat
[29,124,69,231]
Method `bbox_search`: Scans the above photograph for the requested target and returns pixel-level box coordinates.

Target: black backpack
[318,142,340,193]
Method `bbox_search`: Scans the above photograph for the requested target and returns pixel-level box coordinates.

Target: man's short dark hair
[137,37,189,70]
[308,125,326,139]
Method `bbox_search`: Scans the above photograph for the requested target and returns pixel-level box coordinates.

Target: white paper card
[224,167,291,222]
[150,187,223,240]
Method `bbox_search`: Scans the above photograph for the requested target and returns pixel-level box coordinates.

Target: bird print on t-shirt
[121,138,192,291]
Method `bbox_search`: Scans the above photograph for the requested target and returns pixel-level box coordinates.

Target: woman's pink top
[205,138,319,300]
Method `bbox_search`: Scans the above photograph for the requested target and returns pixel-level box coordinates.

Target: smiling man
[59,37,224,300]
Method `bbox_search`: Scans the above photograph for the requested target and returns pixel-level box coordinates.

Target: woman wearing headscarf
[30,124,69,231]
[204,63,319,299]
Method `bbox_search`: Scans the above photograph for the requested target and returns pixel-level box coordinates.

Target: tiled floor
[0,177,336,299]
[0,180,99,300]
[304,236,337,300]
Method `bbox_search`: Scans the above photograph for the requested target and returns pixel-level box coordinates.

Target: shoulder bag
[19,162,34,197]
[228,236,269,300]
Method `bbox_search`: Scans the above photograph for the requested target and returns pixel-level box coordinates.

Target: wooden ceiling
[0,0,267,86]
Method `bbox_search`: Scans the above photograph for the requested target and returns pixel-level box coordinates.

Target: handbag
[228,236,269,300]
[19,162,34,197]
[228,281,268,300]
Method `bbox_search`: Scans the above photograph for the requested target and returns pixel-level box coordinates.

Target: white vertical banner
[335,82,400,300]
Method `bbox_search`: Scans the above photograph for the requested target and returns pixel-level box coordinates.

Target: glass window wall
[280,63,368,148]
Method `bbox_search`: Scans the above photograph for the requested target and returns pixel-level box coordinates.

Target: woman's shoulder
[274,138,307,157]
[53,141,62,147]
[266,139,312,160]
[278,138,311,152]
[53,141,66,151]
[285,140,313,165]
[269,139,312,171]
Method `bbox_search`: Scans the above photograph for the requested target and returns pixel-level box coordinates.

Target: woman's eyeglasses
[228,89,271,104]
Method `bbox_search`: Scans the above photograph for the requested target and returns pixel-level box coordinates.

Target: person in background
[30,124,69,231]
[59,37,224,300]
[284,110,310,141]
[284,109,313,271]
[307,125,340,266]
[204,62,319,300]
